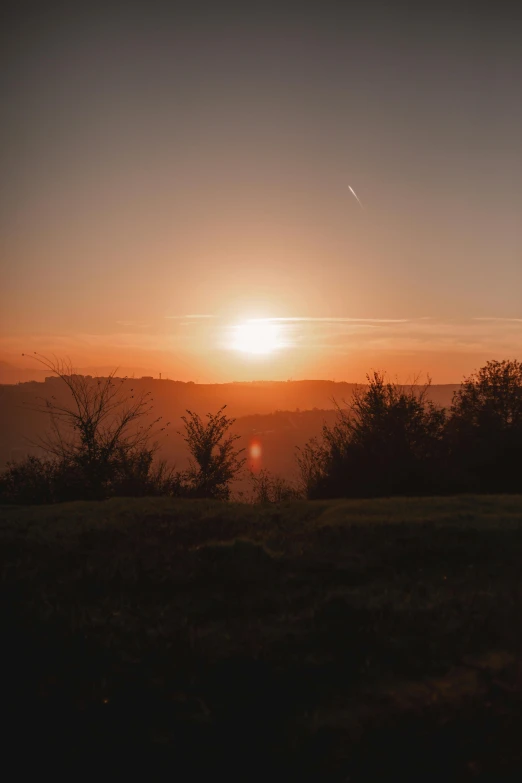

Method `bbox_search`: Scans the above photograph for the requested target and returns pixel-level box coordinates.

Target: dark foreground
[2,495,522,780]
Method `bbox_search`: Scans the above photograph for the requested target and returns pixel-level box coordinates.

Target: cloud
[165,314,215,319]
[261,316,522,356]
[250,317,409,323]
[472,317,522,322]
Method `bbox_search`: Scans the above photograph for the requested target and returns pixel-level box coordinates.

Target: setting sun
[231,320,285,355]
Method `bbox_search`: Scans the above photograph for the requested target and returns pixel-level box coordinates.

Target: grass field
[2,495,522,780]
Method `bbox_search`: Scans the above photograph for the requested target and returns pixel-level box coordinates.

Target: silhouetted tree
[448,360,522,492]
[297,373,447,498]
[179,406,245,499]
[21,353,167,500]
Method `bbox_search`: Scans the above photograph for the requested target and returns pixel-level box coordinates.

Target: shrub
[0,456,56,505]
[0,451,182,505]
[250,469,301,503]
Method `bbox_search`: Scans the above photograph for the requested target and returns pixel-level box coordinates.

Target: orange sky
[1,4,521,383]
[2,316,521,384]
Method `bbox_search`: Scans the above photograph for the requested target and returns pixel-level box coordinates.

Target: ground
[2,495,522,780]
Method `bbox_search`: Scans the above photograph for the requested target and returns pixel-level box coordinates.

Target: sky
[1,1,521,382]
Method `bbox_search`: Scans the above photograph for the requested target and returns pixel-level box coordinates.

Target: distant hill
[0,360,155,385]
[0,377,460,478]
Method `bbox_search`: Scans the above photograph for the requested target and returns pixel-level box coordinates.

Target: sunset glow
[1,3,520,386]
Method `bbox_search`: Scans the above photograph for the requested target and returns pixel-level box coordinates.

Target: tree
[448,360,522,492]
[297,372,447,498]
[24,353,166,499]
[179,406,245,499]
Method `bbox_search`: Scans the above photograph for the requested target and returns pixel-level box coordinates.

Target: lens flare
[249,440,262,459]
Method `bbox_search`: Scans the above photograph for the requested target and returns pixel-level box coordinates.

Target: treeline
[0,356,245,505]
[1,357,521,504]
[298,360,522,498]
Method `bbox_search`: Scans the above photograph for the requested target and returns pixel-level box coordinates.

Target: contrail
[349,185,364,209]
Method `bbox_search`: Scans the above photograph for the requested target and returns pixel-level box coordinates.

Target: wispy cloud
[252,316,522,356]
[116,320,151,328]
[249,317,409,324]
[165,314,215,320]
[473,317,522,322]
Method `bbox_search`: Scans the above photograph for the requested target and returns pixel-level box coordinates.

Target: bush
[0,451,183,505]
[0,456,56,505]
[250,469,301,503]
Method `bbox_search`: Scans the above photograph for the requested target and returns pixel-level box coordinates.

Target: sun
[231,320,284,355]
